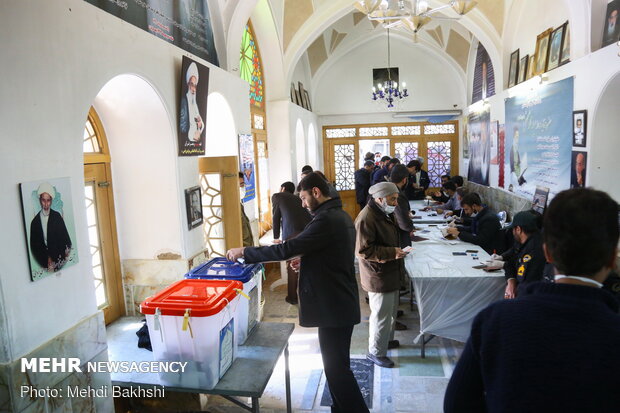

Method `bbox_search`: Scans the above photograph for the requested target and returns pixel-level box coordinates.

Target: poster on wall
[490,121,499,165]
[467,108,491,186]
[504,77,573,199]
[498,124,506,188]
[84,0,219,66]
[239,133,256,202]
[471,44,496,103]
[602,0,620,48]
[178,56,209,156]
[19,178,79,281]
[184,186,203,230]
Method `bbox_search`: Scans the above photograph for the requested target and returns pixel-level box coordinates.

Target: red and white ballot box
[140,279,242,389]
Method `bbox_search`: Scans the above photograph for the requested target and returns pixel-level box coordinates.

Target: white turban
[417,156,425,165]
[186,62,199,84]
[37,182,55,199]
[369,182,399,199]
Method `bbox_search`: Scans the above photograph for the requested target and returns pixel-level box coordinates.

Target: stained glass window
[334,144,355,190]
[427,141,452,187]
[394,142,419,164]
[240,24,264,108]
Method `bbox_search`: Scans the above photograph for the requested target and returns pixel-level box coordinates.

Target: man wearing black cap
[486,211,546,299]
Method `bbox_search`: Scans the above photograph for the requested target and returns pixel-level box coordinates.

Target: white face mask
[240,187,246,200]
[382,199,396,214]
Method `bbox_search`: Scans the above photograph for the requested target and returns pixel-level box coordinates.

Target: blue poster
[504,77,573,200]
[239,134,256,202]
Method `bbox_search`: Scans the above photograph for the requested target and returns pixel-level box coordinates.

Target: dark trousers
[286,260,298,302]
[318,326,369,413]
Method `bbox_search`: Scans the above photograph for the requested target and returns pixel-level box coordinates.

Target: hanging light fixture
[371,29,409,109]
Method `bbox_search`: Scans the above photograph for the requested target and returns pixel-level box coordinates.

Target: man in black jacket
[447,193,501,254]
[226,172,368,413]
[354,160,374,209]
[444,188,620,413]
[389,165,415,249]
[405,160,430,200]
[485,211,546,299]
[272,181,312,304]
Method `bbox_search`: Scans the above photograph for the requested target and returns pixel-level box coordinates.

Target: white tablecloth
[404,225,505,343]
[409,200,450,224]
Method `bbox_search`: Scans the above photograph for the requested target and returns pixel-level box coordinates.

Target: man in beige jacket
[355,182,409,368]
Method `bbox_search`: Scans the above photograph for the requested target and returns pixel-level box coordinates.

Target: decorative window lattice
[359,127,388,137]
[334,144,355,191]
[240,24,264,108]
[427,141,452,187]
[424,124,456,135]
[84,182,107,308]
[326,128,356,138]
[391,125,421,136]
[83,119,101,153]
[394,142,419,164]
[200,173,225,257]
[253,114,264,130]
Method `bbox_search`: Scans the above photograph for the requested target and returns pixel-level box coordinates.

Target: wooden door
[84,163,124,324]
[325,139,358,219]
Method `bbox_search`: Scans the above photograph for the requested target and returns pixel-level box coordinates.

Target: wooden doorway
[83,108,124,324]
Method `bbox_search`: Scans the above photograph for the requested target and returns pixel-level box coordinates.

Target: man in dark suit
[447,192,501,254]
[227,173,368,412]
[30,183,72,271]
[405,160,430,200]
[272,181,312,304]
[354,160,374,209]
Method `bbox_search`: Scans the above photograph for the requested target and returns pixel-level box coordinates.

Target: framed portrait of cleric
[508,49,519,88]
[533,28,552,76]
[572,110,587,147]
[185,186,203,230]
[178,55,209,156]
[602,0,620,48]
[517,54,529,84]
[527,55,536,80]
[546,25,565,71]
[559,21,570,65]
[19,177,78,281]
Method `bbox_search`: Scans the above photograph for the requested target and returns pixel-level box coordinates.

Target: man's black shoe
[396,310,404,318]
[395,321,407,331]
[366,353,395,368]
[285,296,298,305]
[388,340,400,349]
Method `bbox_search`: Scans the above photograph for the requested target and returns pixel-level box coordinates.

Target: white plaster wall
[295,119,307,175]
[313,35,466,116]
[0,0,248,359]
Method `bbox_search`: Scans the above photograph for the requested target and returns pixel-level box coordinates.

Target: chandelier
[355,0,477,34]
[371,29,408,109]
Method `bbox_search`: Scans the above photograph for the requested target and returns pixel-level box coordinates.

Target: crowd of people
[226,160,620,412]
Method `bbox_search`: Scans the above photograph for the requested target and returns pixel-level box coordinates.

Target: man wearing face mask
[447,193,501,254]
[355,182,409,368]
[238,172,254,247]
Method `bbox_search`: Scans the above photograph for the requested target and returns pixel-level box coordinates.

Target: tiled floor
[202,268,465,412]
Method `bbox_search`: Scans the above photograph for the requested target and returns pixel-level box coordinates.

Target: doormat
[320,358,373,409]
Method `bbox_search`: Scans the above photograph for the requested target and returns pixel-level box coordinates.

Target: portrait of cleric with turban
[178,56,209,156]
[25,181,74,276]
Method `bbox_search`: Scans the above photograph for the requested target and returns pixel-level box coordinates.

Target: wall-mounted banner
[84,0,219,66]
[504,77,573,199]
[178,56,209,156]
[239,134,256,202]
[467,108,491,186]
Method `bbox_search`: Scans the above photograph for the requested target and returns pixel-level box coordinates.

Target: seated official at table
[446,193,501,254]
[431,175,451,202]
[486,211,546,299]
[424,181,459,213]
[444,187,620,413]
[445,188,468,220]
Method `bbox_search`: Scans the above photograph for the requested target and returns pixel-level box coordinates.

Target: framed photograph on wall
[290,82,297,104]
[572,110,587,147]
[19,177,79,281]
[533,28,553,75]
[178,56,209,156]
[559,21,570,65]
[303,89,312,111]
[185,186,203,230]
[518,54,529,84]
[602,0,620,48]
[570,151,587,188]
[508,49,519,88]
[547,25,565,71]
[527,55,536,80]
